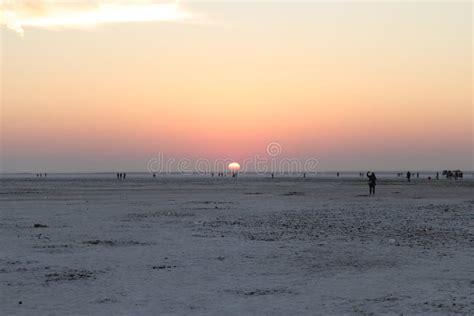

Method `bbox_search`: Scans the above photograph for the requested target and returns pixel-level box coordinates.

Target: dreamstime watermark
[146,142,319,175]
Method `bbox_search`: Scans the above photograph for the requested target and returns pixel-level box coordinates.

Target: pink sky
[1,2,472,172]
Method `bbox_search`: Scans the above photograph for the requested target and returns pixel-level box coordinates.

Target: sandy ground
[1,175,473,315]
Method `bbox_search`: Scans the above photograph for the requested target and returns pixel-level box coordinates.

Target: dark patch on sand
[226,287,297,296]
[125,211,194,221]
[283,192,305,196]
[82,240,154,246]
[45,269,103,282]
[33,224,48,228]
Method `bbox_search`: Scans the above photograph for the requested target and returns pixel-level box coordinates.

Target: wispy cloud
[0,0,196,36]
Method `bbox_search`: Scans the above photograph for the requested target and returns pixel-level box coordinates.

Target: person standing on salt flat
[367,171,377,195]
[407,171,411,182]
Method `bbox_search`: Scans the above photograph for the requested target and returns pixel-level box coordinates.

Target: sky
[1,1,472,173]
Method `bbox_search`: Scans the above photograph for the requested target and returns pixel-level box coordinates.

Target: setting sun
[228,162,241,172]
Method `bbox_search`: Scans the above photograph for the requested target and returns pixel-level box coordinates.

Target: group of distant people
[116,169,465,197]
[443,170,463,180]
[32,170,465,189]
[364,169,465,195]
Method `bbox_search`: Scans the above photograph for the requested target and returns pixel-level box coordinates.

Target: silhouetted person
[117,173,120,180]
[303,173,306,179]
[407,171,411,182]
[271,173,274,179]
[123,173,126,180]
[416,172,419,179]
[337,172,340,177]
[153,173,156,178]
[436,172,439,180]
[367,172,376,195]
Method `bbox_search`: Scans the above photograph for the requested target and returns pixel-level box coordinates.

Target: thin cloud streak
[1,0,197,36]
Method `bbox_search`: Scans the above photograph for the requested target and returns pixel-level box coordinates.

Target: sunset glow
[1,2,472,172]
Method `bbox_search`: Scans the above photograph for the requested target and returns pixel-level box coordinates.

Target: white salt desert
[1,174,473,314]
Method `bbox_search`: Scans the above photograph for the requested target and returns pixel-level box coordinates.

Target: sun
[228,162,241,172]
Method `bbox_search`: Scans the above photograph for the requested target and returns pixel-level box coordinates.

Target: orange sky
[1,2,472,172]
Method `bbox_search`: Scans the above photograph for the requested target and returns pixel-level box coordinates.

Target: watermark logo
[147,141,319,175]
[266,141,282,157]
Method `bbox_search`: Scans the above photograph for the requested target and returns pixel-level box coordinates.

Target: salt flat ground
[1,175,473,315]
